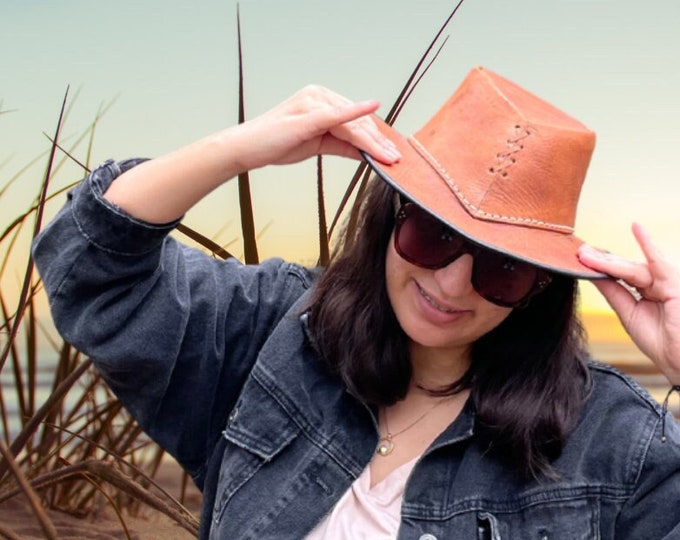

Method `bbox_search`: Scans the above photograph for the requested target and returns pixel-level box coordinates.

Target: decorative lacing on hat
[407,136,575,234]
[661,385,680,442]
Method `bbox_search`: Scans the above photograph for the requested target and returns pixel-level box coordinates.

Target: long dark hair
[307,177,590,479]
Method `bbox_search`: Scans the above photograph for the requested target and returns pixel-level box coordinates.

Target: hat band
[407,136,574,234]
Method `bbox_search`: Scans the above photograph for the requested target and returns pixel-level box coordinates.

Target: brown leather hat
[363,66,603,278]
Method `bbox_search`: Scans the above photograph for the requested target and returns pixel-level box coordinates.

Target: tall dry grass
[0,2,466,537]
[0,89,201,538]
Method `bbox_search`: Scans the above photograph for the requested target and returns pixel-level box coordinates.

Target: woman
[33,67,680,539]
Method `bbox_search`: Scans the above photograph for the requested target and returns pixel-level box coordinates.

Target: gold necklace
[376,397,453,457]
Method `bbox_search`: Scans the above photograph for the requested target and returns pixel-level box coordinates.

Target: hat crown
[412,67,596,232]
[361,65,603,276]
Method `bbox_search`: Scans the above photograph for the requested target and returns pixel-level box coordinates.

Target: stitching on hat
[408,136,574,233]
[488,125,531,179]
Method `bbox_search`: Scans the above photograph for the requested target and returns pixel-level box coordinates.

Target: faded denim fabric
[33,160,680,539]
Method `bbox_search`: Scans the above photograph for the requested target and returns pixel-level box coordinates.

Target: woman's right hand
[103,86,400,224]
[231,85,401,172]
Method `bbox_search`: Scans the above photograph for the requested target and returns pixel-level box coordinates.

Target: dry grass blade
[25,295,38,427]
[0,523,22,540]
[85,98,118,171]
[236,5,259,264]
[42,134,89,173]
[328,0,467,243]
[39,95,117,182]
[384,0,466,125]
[0,357,9,447]
[35,345,77,456]
[41,96,118,177]
[0,359,92,481]
[78,472,133,540]
[0,460,199,536]
[316,156,330,266]
[0,183,73,246]
[0,217,28,282]
[0,440,57,539]
[0,155,13,176]
[0,149,50,210]
[176,223,234,259]
[31,420,193,521]
[0,293,25,439]
[390,35,450,125]
[341,35,451,247]
[0,86,69,375]
[328,164,373,253]
[0,104,18,116]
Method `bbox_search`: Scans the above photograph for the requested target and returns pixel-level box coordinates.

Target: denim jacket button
[419,534,437,540]
[228,407,239,423]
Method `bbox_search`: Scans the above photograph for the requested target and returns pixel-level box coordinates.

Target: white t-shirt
[306,457,419,539]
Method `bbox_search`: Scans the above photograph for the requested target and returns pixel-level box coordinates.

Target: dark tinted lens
[394,203,545,308]
[471,250,538,306]
[395,204,464,268]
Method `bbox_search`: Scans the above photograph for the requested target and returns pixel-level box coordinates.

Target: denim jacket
[33,160,680,539]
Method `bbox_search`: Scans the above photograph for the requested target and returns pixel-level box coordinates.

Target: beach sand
[0,458,202,539]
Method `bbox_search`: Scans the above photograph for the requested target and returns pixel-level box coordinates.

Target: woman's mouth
[417,283,458,313]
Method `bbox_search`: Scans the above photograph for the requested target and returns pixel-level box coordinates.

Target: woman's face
[385,230,513,359]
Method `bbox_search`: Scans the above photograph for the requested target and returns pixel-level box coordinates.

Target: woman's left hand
[578,223,680,385]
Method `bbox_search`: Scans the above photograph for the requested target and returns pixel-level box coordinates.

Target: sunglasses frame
[393,200,552,308]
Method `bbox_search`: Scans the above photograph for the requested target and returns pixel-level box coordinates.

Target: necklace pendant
[376,436,394,456]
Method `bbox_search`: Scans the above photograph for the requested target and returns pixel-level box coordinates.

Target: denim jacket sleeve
[615,407,680,539]
[32,159,315,486]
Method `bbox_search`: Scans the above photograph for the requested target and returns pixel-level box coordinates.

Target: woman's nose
[433,253,475,298]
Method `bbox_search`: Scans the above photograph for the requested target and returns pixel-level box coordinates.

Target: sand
[0,460,202,539]
[0,500,195,539]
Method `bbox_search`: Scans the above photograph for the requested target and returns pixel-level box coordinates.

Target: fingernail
[579,244,611,259]
[385,147,402,161]
[383,140,401,159]
[359,99,380,109]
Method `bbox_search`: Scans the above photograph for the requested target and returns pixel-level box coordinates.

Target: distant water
[589,340,648,364]
[0,354,98,439]
[588,340,678,413]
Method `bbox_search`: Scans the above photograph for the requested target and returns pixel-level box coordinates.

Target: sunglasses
[393,202,552,308]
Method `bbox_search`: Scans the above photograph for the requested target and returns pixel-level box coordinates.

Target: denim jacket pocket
[476,497,599,540]
[211,376,301,527]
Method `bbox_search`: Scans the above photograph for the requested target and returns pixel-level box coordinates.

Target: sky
[2,0,680,315]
